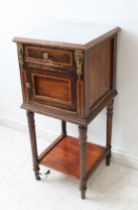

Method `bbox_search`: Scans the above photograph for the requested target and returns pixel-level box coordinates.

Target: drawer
[25,46,74,68]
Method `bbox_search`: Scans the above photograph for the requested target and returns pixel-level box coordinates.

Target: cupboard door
[27,69,77,111]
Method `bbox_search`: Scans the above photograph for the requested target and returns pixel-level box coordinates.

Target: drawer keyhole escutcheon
[43,52,49,60]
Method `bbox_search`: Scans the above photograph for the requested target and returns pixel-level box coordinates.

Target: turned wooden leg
[26,111,41,180]
[79,125,87,199]
[106,99,114,166]
[61,121,67,136]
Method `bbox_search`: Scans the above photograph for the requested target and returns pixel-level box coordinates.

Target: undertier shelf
[40,136,109,179]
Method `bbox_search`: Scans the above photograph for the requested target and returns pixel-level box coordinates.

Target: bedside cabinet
[13,22,120,199]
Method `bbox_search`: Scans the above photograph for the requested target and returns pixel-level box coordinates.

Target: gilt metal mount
[74,50,84,80]
[17,43,24,68]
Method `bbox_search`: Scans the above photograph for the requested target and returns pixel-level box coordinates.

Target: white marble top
[19,21,117,45]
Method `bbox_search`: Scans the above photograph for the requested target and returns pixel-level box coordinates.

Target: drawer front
[25,46,73,68]
[25,70,77,111]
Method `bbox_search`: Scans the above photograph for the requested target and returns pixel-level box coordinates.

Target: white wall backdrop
[0,0,138,166]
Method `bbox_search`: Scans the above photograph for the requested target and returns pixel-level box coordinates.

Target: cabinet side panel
[88,39,113,110]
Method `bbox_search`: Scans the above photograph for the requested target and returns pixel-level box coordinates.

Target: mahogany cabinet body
[13,26,120,199]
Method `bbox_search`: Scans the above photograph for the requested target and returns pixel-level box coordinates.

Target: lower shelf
[40,136,109,179]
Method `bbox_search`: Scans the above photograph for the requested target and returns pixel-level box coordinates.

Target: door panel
[28,69,77,111]
[32,73,72,105]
